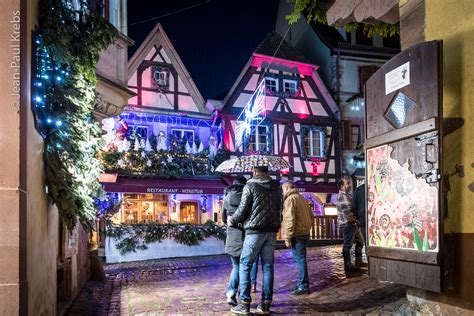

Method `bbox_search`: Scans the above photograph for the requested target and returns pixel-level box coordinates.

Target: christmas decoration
[106,221,226,255]
[35,0,117,230]
[235,79,267,148]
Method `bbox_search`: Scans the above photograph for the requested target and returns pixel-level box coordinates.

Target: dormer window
[283,79,298,93]
[265,77,278,92]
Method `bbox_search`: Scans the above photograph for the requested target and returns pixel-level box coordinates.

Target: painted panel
[302,81,317,99]
[326,161,333,174]
[142,67,152,88]
[293,158,302,173]
[294,123,300,133]
[129,88,138,105]
[145,48,156,61]
[160,48,172,63]
[309,102,328,116]
[178,95,199,112]
[367,145,438,252]
[273,125,279,155]
[244,74,259,91]
[232,93,252,108]
[168,73,175,92]
[287,99,310,115]
[141,91,173,109]
[178,76,188,93]
[153,54,164,63]
[265,95,278,111]
[129,71,137,86]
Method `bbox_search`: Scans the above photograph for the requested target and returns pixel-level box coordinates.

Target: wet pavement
[67,245,407,315]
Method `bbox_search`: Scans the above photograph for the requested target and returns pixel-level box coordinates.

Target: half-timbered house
[99,23,230,262]
[221,32,341,215]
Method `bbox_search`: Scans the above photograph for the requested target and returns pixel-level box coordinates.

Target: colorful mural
[367,145,438,252]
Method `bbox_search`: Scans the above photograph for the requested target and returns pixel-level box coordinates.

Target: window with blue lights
[300,126,327,159]
[128,125,149,139]
[171,128,194,145]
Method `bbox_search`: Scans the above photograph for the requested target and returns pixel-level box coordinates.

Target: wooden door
[365,41,443,292]
[180,202,199,224]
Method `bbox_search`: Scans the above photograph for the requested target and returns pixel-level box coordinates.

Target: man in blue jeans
[281,181,314,295]
[227,166,282,315]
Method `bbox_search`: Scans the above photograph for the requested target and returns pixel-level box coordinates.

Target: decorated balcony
[98,112,229,178]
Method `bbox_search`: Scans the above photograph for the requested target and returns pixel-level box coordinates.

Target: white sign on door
[385,62,410,95]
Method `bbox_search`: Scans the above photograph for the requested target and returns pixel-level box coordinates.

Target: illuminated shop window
[122,194,169,224]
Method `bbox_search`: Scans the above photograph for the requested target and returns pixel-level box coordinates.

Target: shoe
[290,288,310,296]
[227,295,238,306]
[252,283,257,293]
[356,261,368,268]
[257,302,271,314]
[344,265,360,272]
[231,303,250,315]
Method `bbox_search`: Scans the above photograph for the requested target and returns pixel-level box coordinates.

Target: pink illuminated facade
[221,32,341,214]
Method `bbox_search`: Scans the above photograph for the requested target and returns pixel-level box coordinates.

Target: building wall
[414,0,474,309]
[24,1,59,314]
[0,0,25,313]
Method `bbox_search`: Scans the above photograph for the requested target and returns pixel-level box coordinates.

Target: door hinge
[415,131,438,143]
[417,169,441,183]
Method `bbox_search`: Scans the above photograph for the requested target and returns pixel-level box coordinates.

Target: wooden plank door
[365,41,443,292]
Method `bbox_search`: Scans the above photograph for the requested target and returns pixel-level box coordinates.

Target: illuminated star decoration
[235,79,267,148]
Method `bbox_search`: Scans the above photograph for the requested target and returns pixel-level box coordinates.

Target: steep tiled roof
[254,31,310,64]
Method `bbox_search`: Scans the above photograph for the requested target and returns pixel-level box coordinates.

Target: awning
[294,181,339,194]
[101,176,232,195]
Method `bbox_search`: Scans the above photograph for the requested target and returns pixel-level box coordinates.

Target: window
[122,194,169,224]
[359,65,379,96]
[283,79,297,93]
[303,127,324,158]
[171,129,194,144]
[129,125,148,139]
[154,71,167,86]
[247,125,269,152]
[351,125,361,149]
[265,77,278,92]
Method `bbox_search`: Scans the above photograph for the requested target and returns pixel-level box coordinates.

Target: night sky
[127,0,279,100]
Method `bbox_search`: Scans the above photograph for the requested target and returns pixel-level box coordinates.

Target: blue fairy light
[47,118,53,124]
[56,120,62,127]
[35,96,42,103]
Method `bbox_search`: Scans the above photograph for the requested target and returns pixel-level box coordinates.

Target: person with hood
[227,166,282,315]
[281,181,314,295]
[222,175,247,306]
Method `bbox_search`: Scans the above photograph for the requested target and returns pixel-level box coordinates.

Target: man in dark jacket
[228,166,282,315]
[222,176,247,306]
[351,182,367,244]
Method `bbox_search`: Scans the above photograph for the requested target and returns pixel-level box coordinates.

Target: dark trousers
[341,223,364,268]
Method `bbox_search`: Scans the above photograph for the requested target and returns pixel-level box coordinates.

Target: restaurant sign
[146,188,205,194]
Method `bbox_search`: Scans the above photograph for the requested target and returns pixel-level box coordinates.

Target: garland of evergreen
[37,0,117,230]
[106,221,226,255]
[286,0,399,38]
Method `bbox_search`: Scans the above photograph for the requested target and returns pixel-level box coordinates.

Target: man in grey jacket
[227,166,282,315]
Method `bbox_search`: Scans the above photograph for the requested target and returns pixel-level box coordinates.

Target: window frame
[283,79,298,94]
[351,125,361,149]
[265,77,279,93]
[300,125,327,160]
[171,128,195,145]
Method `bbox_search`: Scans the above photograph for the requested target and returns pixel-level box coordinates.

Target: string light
[120,112,214,128]
[32,33,66,140]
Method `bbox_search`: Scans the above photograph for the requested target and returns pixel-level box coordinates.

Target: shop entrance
[180,202,199,224]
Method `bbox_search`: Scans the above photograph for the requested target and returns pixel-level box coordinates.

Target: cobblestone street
[67,245,407,315]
